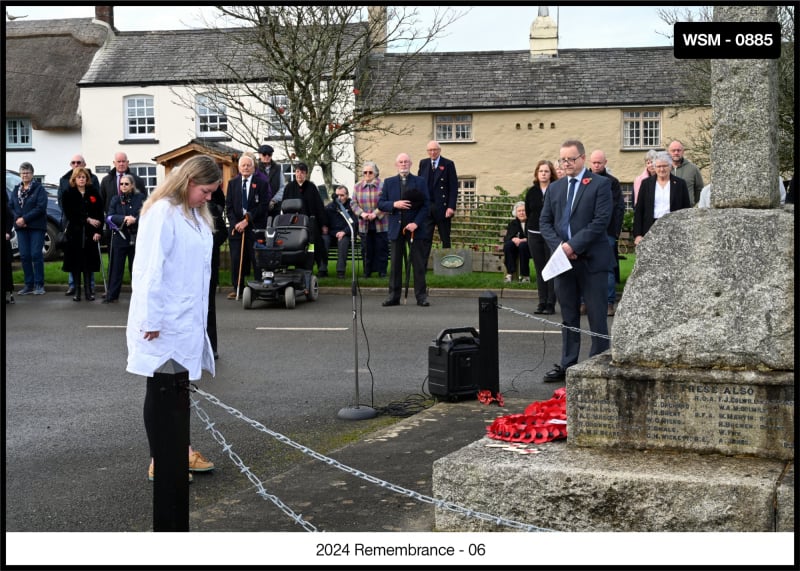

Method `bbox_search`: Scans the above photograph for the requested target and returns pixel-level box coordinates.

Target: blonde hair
[141,155,220,228]
[69,167,92,188]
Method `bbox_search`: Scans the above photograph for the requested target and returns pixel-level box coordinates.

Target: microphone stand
[336,208,376,420]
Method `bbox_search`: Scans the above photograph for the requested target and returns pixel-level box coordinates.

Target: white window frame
[130,164,157,195]
[124,95,156,139]
[6,118,32,148]
[456,178,477,213]
[622,110,661,149]
[196,94,228,136]
[435,114,473,142]
[267,95,290,139]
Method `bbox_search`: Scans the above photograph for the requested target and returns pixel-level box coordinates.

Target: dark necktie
[562,178,577,239]
[242,178,248,211]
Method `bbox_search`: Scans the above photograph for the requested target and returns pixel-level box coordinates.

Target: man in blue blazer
[378,153,431,306]
[540,139,613,382]
[418,140,458,262]
[225,155,271,299]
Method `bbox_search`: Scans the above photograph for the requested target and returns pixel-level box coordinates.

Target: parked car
[6,169,65,262]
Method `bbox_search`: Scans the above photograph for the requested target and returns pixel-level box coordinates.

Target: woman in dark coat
[633,151,691,245]
[104,174,144,303]
[61,167,104,301]
[524,159,559,314]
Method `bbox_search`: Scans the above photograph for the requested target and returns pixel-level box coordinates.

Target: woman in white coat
[126,155,221,481]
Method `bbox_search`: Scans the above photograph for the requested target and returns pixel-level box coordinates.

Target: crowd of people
[5,139,791,487]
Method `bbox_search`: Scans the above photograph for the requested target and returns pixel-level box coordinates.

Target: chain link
[498,302,612,340]
[191,386,553,533]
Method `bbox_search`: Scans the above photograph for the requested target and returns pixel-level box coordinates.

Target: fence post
[478,291,499,394]
[151,358,190,532]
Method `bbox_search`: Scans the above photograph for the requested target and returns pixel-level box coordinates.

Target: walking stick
[97,240,108,296]
[236,229,245,301]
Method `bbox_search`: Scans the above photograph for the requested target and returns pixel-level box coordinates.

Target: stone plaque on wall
[432,248,472,276]
[567,354,794,460]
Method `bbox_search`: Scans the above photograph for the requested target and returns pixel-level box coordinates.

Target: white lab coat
[126,199,215,380]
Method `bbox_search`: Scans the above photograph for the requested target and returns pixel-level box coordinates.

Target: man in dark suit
[378,152,431,307]
[633,151,691,245]
[589,149,625,316]
[540,139,613,382]
[417,140,458,262]
[257,144,284,217]
[225,155,271,299]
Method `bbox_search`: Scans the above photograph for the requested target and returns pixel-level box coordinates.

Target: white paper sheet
[541,243,572,281]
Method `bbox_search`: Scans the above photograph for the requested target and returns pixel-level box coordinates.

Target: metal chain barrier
[498,302,612,340]
[189,395,320,532]
[190,387,554,532]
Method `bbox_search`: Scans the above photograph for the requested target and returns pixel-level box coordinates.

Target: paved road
[5,286,597,533]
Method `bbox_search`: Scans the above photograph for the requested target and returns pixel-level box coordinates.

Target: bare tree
[657,6,794,176]
[172,5,462,188]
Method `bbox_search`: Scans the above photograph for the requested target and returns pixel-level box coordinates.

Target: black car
[6,169,65,262]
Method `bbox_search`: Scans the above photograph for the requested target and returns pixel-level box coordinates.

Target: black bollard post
[478,291,499,395]
[151,359,190,532]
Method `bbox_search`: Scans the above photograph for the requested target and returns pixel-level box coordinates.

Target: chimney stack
[368,6,387,54]
[95,6,114,29]
[530,6,558,60]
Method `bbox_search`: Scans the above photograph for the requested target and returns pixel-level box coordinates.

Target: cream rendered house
[357,10,709,208]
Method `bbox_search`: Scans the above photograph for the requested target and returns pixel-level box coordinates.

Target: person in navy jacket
[540,140,613,383]
[104,174,144,304]
[10,162,49,295]
[418,140,458,262]
[225,154,270,299]
[378,153,430,307]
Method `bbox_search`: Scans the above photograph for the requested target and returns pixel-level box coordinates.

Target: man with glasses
[378,153,430,307]
[324,185,357,279]
[351,161,388,278]
[58,154,100,296]
[540,139,613,383]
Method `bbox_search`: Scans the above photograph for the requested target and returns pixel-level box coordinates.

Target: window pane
[125,96,155,138]
[435,114,472,142]
[131,164,157,195]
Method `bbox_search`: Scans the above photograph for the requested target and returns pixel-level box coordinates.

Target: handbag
[55,223,69,250]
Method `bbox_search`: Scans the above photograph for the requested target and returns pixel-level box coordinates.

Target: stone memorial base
[431,248,473,276]
[568,353,794,460]
[433,438,794,532]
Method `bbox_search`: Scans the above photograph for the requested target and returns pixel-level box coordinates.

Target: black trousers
[387,233,427,302]
[554,260,609,368]
[528,232,556,307]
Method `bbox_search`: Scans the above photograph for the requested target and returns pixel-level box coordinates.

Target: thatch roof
[5,18,109,129]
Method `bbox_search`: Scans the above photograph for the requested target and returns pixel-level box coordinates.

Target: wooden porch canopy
[152,139,243,194]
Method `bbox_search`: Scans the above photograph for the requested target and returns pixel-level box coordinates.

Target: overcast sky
[5,4,685,50]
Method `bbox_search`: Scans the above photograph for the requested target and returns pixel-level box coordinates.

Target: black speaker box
[428,327,480,400]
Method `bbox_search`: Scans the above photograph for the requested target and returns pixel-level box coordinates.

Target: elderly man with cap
[257,145,285,217]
